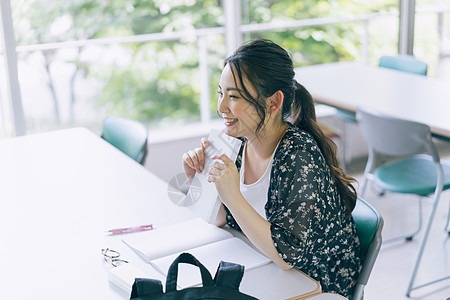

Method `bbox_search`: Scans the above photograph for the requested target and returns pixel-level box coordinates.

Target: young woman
[182,39,362,298]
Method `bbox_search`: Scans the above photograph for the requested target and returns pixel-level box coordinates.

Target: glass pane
[0,52,13,138]
[415,0,450,77]
[242,0,398,66]
[11,0,224,133]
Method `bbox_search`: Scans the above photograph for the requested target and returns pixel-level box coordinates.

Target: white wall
[146,134,204,183]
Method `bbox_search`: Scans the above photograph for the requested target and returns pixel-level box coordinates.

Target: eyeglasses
[101,248,129,267]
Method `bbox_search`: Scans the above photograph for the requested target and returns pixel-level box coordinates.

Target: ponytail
[292,81,357,215]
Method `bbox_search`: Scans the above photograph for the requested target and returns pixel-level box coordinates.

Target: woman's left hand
[207,154,240,206]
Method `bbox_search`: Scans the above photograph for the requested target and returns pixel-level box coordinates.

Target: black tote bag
[130,252,258,300]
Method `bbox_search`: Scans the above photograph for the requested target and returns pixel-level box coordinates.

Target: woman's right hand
[182,138,210,180]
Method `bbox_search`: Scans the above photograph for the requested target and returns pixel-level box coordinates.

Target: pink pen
[106,224,154,235]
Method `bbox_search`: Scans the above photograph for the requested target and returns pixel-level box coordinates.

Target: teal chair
[352,198,383,300]
[356,106,450,297]
[334,54,428,169]
[101,117,148,165]
[379,54,428,76]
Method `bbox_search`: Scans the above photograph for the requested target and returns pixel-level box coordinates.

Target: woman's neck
[246,122,288,160]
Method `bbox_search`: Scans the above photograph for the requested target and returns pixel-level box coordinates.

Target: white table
[0,128,321,299]
[295,62,450,140]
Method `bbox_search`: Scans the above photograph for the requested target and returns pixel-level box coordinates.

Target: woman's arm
[225,193,292,270]
[215,204,227,227]
[208,154,292,270]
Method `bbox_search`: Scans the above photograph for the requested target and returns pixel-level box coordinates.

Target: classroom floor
[345,148,450,300]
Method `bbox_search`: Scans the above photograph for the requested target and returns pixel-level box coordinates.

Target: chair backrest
[378,54,428,76]
[356,107,439,161]
[101,117,148,164]
[352,197,384,300]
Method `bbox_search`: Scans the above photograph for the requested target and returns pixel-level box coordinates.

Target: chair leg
[359,159,376,198]
[406,190,450,297]
[338,134,346,173]
[359,176,369,198]
[445,194,450,234]
[341,119,351,171]
[382,196,423,244]
[332,118,346,172]
[405,197,423,241]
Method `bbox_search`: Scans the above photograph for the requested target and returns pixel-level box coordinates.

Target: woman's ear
[267,90,284,114]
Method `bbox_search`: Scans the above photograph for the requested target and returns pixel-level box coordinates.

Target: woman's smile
[223,117,238,126]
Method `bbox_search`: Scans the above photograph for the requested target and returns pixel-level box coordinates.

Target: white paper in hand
[187,129,242,223]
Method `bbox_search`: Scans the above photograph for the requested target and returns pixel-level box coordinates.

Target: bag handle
[165,252,214,292]
[214,261,245,290]
[130,278,163,298]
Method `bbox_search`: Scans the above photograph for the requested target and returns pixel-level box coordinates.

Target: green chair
[356,106,450,297]
[352,198,383,300]
[334,54,428,169]
[101,116,148,165]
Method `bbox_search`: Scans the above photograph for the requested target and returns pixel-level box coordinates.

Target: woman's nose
[217,95,229,114]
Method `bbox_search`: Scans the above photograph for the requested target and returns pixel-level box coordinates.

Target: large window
[1,0,449,137]
[10,0,225,135]
[415,0,450,75]
[241,0,399,66]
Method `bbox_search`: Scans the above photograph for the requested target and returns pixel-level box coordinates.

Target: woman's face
[217,64,261,138]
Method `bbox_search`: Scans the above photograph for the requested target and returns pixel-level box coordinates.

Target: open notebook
[122,218,271,288]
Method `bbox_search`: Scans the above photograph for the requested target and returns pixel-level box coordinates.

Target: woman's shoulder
[276,123,317,154]
[273,123,327,170]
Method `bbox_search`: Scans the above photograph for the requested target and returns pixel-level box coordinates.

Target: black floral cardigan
[225,123,362,298]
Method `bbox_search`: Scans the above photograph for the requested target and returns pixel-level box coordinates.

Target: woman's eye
[217,91,239,99]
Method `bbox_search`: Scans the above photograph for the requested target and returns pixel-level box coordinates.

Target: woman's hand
[182,138,209,180]
[207,154,241,206]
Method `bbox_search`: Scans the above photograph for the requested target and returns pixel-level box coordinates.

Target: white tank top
[239,143,275,220]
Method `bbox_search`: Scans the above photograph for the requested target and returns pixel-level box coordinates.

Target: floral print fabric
[225,123,362,299]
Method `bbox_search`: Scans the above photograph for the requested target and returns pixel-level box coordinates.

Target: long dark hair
[224,39,357,214]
